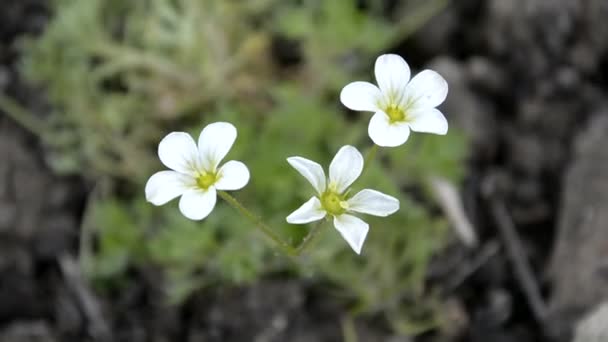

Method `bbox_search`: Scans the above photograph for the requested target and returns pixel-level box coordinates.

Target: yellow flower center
[385,104,406,123]
[196,172,218,190]
[321,190,348,216]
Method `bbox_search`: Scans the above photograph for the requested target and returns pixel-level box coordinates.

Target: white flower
[286,145,400,254]
[340,54,448,147]
[145,122,250,220]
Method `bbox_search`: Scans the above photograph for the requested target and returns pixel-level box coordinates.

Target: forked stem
[218,191,297,255]
[219,191,328,257]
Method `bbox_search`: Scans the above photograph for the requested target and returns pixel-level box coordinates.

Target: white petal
[408,108,448,135]
[158,132,200,175]
[287,157,326,194]
[178,187,217,221]
[333,214,369,254]
[347,189,400,217]
[340,81,382,112]
[215,160,250,190]
[368,111,411,147]
[198,122,237,172]
[145,171,193,205]
[405,70,448,108]
[329,145,363,194]
[375,54,410,96]
[286,197,326,224]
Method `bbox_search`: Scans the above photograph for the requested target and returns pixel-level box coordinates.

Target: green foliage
[21,0,467,335]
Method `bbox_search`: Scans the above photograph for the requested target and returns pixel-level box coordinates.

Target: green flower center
[196,172,218,190]
[321,190,348,216]
[385,104,406,123]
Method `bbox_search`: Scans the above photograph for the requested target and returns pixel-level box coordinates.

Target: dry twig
[483,180,548,324]
[430,176,478,248]
[58,254,112,341]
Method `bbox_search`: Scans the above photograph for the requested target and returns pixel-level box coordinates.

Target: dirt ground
[2,0,608,341]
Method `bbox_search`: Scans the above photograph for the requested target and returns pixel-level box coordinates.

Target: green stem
[0,94,45,136]
[218,191,296,255]
[294,220,325,256]
[342,315,359,342]
[361,144,378,176]
[91,42,199,86]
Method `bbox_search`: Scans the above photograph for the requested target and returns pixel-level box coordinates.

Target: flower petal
[329,145,363,194]
[158,132,200,175]
[286,197,326,224]
[375,54,410,96]
[215,160,250,191]
[333,214,369,254]
[145,171,193,205]
[368,111,411,147]
[178,187,217,221]
[340,81,382,112]
[287,157,326,194]
[408,108,448,135]
[405,69,448,108]
[347,189,400,217]
[198,122,237,172]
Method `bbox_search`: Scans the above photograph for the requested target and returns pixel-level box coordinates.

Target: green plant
[16,0,466,335]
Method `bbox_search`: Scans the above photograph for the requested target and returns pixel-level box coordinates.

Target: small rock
[573,303,608,342]
[0,321,56,342]
[548,113,608,337]
[467,56,507,94]
[474,288,513,328]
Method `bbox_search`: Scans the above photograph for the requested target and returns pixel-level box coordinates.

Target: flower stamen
[196,172,218,190]
[321,190,347,216]
[385,104,406,123]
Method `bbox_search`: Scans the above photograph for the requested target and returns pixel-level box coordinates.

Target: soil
[2,0,608,341]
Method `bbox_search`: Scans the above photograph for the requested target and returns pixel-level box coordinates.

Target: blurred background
[1,0,607,341]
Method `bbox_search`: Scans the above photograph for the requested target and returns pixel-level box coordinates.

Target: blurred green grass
[16,0,466,335]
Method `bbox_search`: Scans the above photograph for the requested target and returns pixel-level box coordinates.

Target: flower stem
[362,144,379,175]
[294,220,325,256]
[218,191,297,255]
[0,94,45,137]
